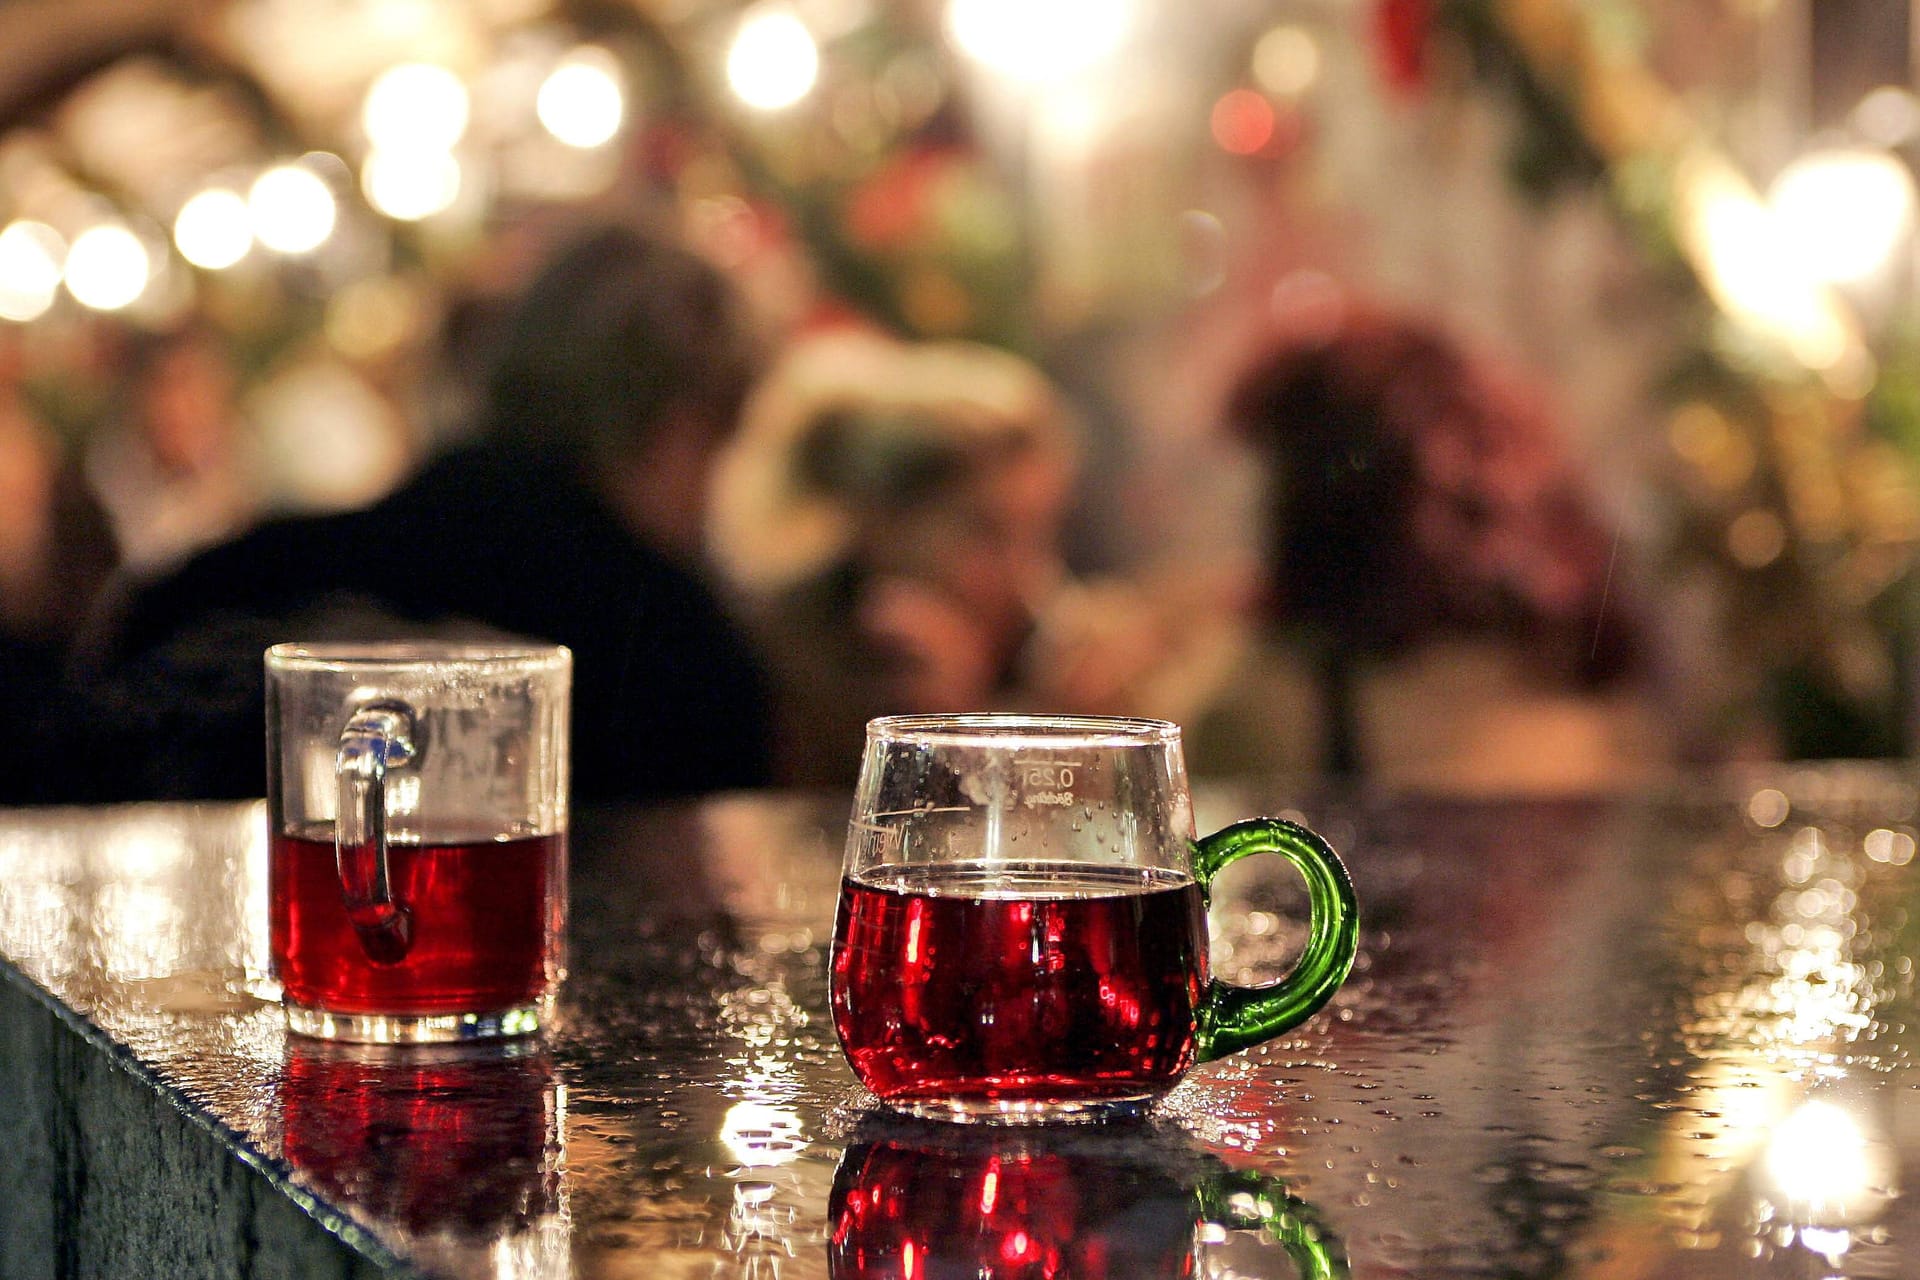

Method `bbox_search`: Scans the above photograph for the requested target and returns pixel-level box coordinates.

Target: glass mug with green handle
[830,714,1359,1123]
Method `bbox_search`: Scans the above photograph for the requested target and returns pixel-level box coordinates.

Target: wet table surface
[4,769,1920,1278]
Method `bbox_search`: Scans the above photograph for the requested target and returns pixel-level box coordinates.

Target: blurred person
[44,223,772,805]
[1186,305,1672,792]
[0,366,120,804]
[711,331,1224,786]
[85,322,261,574]
[0,386,117,651]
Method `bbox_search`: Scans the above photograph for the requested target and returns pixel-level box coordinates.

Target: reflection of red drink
[280,1044,559,1235]
[830,863,1207,1107]
[271,824,561,1015]
[829,1126,1197,1280]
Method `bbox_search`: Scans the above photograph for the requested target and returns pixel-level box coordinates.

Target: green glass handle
[1195,1168,1349,1280]
[1192,817,1359,1061]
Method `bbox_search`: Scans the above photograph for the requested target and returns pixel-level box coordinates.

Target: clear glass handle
[336,700,417,964]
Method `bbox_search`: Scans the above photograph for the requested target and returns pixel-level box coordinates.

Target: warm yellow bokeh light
[249,164,338,255]
[64,224,149,312]
[1679,156,1856,371]
[361,148,462,222]
[727,6,820,111]
[173,189,252,270]
[362,63,470,152]
[946,0,1133,81]
[536,48,625,148]
[1252,25,1320,97]
[1769,147,1916,285]
[0,220,65,322]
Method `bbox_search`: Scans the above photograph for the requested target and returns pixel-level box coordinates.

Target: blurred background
[4,0,1920,789]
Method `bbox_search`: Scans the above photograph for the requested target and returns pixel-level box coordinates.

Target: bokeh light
[1768,147,1916,285]
[249,163,338,255]
[1252,25,1320,97]
[1211,89,1275,155]
[1683,160,1853,370]
[1763,1098,1890,1222]
[362,63,470,152]
[946,0,1132,82]
[1852,86,1920,149]
[63,224,150,312]
[361,148,462,221]
[727,6,820,111]
[173,188,252,270]
[537,47,625,148]
[0,220,66,322]
[325,275,423,361]
[1727,508,1787,569]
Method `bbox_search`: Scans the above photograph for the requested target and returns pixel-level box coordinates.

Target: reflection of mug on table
[278,1040,562,1238]
[266,643,570,1043]
[830,715,1358,1123]
[828,1116,1345,1279]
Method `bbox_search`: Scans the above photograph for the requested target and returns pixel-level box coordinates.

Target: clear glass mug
[265,643,570,1042]
[830,714,1359,1123]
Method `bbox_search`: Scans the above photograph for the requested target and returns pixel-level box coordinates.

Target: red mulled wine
[830,862,1208,1108]
[271,824,562,1016]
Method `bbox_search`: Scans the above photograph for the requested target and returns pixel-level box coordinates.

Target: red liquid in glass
[271,824,562,1015]
[830,862,1208,1106]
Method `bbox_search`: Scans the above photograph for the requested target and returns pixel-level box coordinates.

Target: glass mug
[266,642,570,1042]
[830,714,1359,1123]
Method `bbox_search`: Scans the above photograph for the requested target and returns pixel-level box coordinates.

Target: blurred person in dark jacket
[33,223,773,805]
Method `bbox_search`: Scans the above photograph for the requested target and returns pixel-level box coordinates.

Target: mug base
[885,1094,1156,1125]
[284,999,547,1043]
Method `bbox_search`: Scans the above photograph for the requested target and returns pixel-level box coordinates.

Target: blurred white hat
[709,328,1076,592]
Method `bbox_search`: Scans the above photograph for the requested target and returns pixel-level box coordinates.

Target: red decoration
[1373,0,1434,95]
[845,147,965,252]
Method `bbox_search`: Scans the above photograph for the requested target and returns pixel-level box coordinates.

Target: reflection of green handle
[1196,1168,1349,1280]
[1192,818,1359,1060]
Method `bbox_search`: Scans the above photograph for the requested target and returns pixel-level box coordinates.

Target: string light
[173,189,252,270]
[1252,25,1320,97]
[0,221,65,322]
[64,224,149,312]
[361,149,462,221]
[362,63,470,152]
[727,5,820,111]
[536,47,625,148]
[249,163,337,255]
[946,0,1132,82]
[1769,147,1916,286]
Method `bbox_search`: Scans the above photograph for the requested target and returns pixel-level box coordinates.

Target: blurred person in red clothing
[1187,303,1672,792]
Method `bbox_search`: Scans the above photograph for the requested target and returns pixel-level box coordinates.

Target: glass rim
[865,713,1181,748]
[265,641,571,674]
